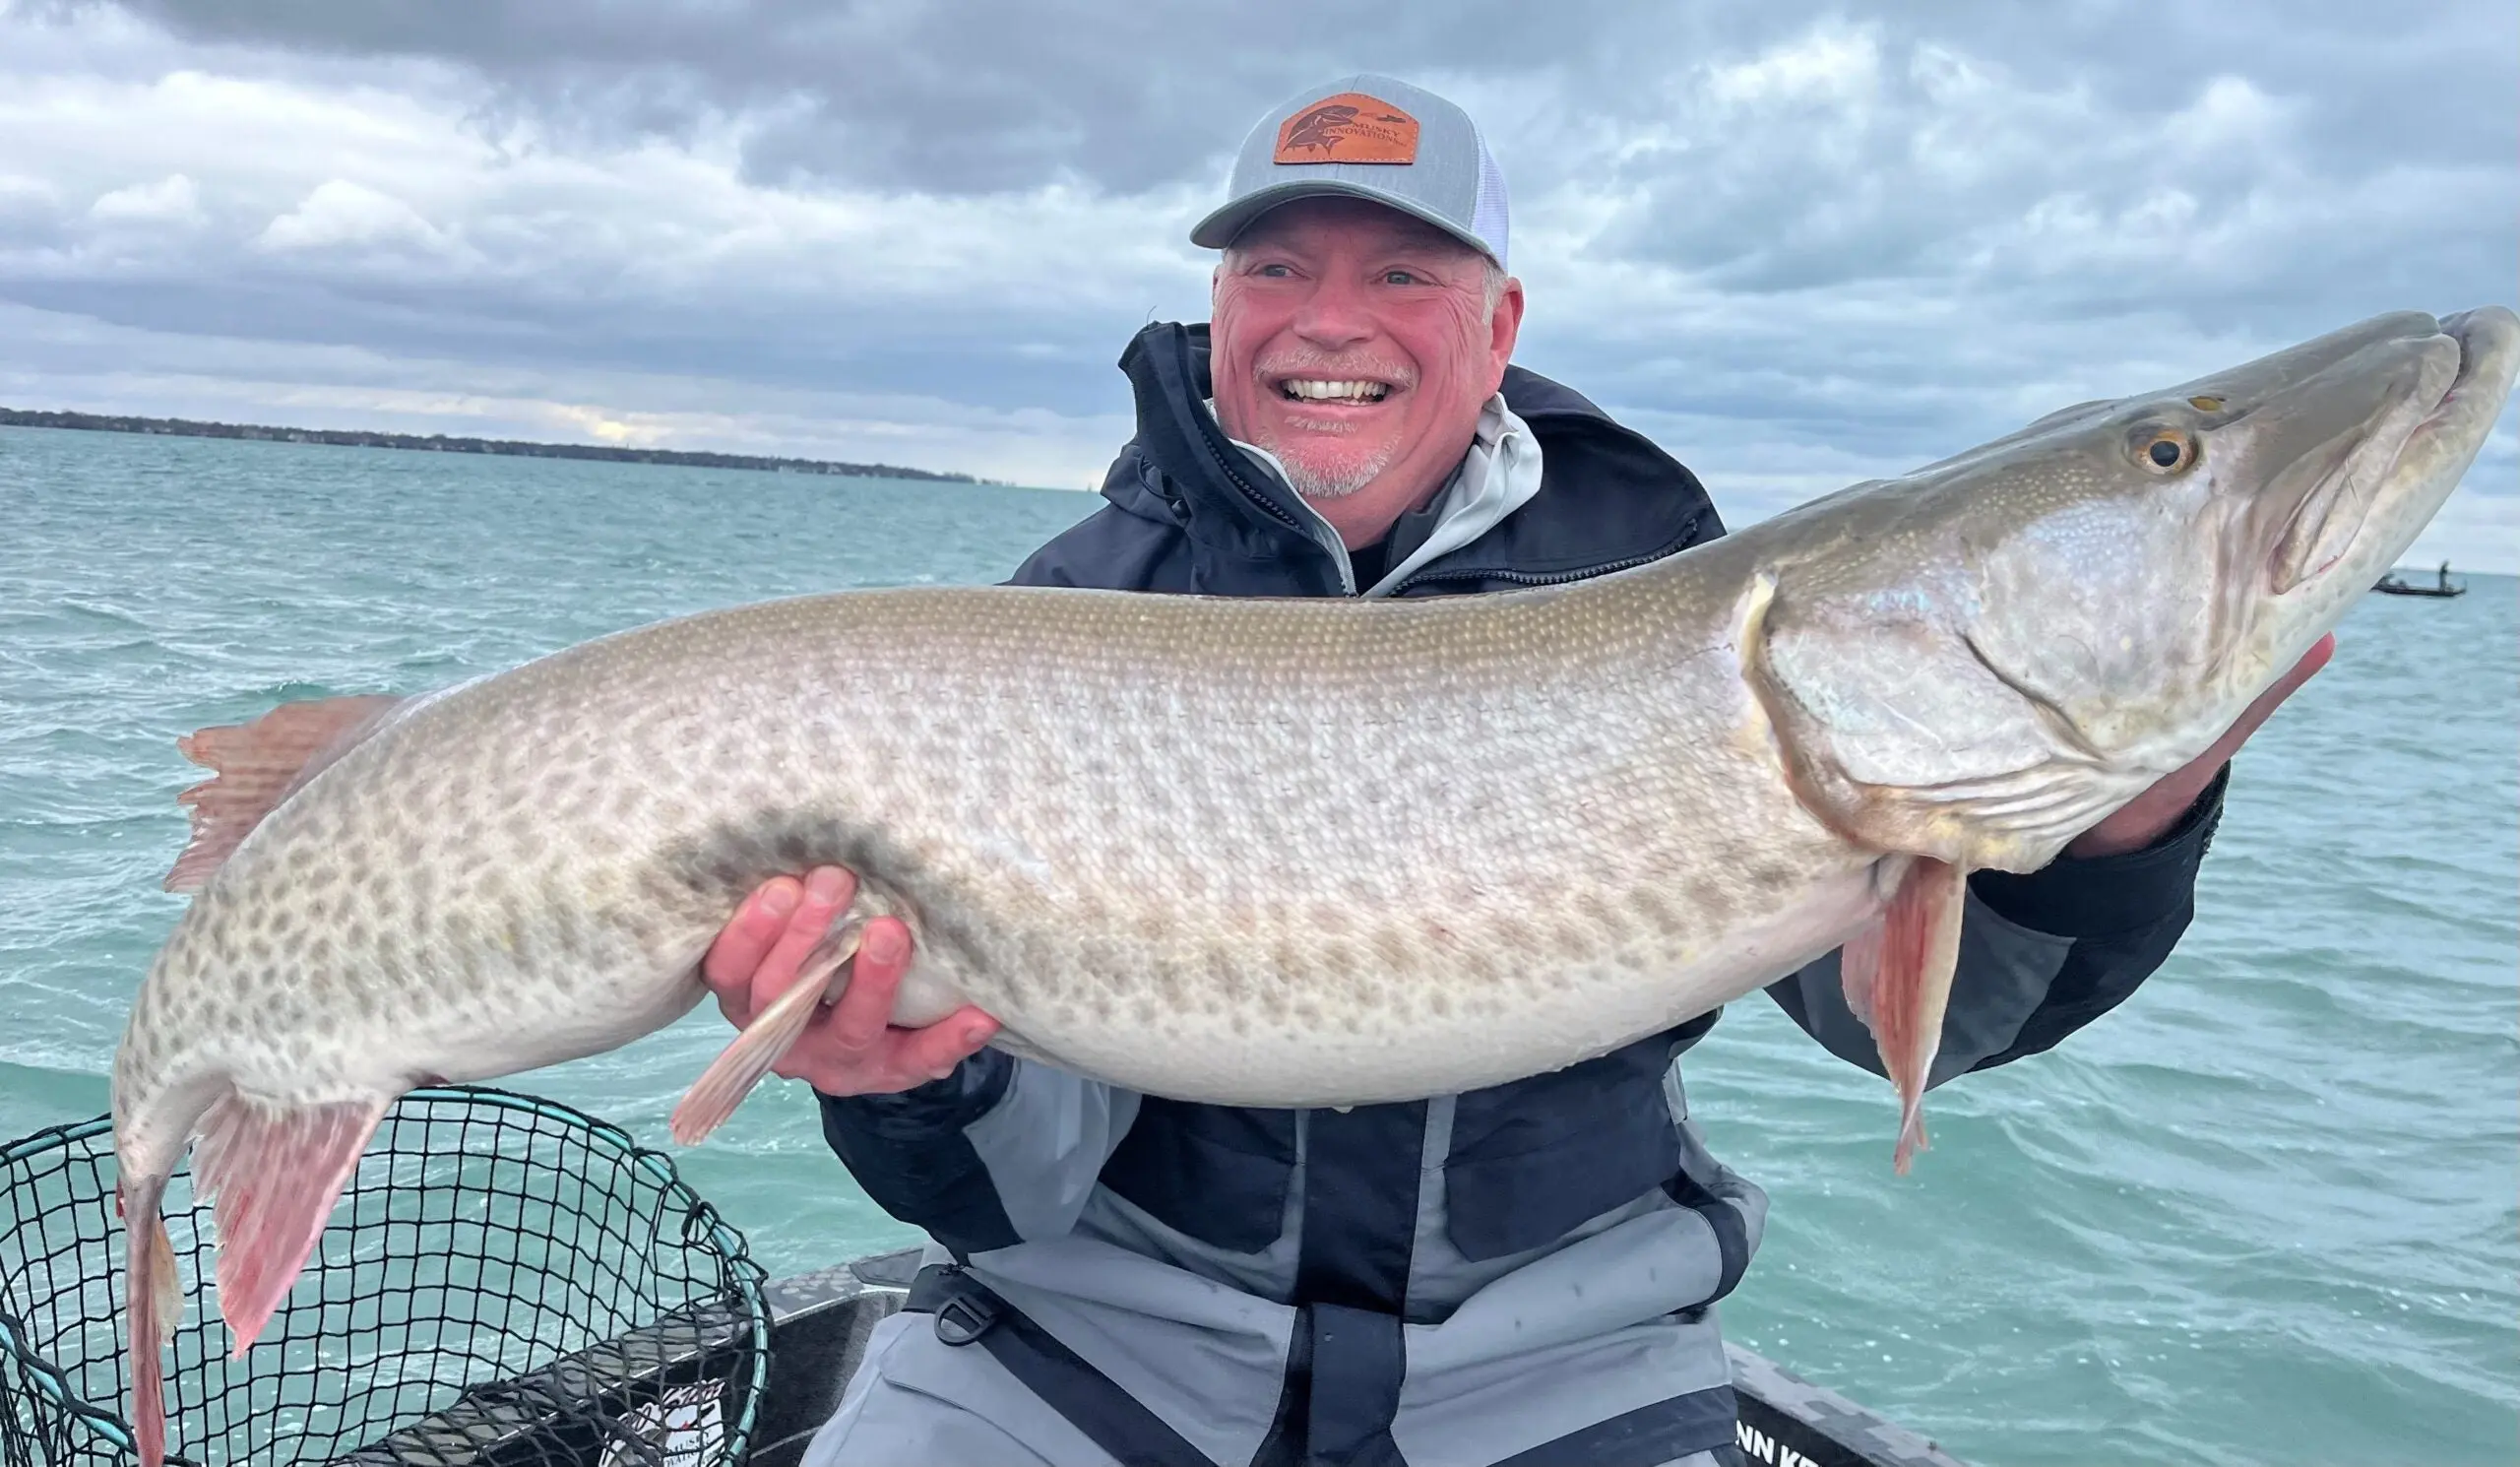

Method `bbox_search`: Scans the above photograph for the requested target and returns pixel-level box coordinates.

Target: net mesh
[0,1087,768,1467]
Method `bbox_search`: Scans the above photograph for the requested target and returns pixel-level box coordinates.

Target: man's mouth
[1277,378,1392,404]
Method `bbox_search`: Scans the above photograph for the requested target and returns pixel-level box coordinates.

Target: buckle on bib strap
[907,1266,1002,1347]
[898,1262,1222,1467]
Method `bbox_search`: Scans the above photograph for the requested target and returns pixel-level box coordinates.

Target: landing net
[0,1087,768,1466]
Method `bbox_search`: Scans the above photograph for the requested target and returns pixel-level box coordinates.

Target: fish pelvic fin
[670,919,865,1146]
[1841,856,1969,1175]
[166,693,406,893]
[192,1091,391,1357]
[119,1177,180,1467]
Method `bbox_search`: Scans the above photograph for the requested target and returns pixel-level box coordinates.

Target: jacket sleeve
[815,490,1187,1251]
[1765,766,2228,1088]
[1007,500,1195,590]
[819,1055,1141,1254]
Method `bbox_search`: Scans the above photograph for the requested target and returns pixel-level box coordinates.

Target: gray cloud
[63,0,2518,198]
[4,0,2514,565]
[60,0,1640,194]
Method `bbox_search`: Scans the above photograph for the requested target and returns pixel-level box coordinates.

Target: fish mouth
[2405,313,2475,432]
[2259,308,2511,596]
[2359,306,2516,529]
[2420,307,2503,429]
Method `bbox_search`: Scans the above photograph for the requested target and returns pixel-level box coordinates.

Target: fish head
[1745,306,2517,870]
[1959,306,2514,768]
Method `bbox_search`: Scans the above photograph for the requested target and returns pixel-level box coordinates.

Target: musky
[4,1,2514,565]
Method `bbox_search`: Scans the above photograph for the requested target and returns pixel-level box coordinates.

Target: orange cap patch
[1274,93,1420,165]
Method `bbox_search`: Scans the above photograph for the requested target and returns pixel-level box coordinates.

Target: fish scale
[108,305,2517,1465]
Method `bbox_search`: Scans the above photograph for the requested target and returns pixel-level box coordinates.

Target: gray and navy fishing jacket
[817,322,2225,1467]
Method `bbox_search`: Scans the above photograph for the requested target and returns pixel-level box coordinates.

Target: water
[2,424,2511,1465]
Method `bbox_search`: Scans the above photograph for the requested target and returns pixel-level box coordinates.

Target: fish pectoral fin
[191,1091,390,1356]
[1840,855,1969,1175]
[670,919,865,1147]
[166,694,407,893]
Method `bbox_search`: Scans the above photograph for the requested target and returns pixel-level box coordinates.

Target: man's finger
[895,1005,1001,1081]
[825,916,914,1054]
[701,876,796,988]
[701,876,800,1015]
[750,866,858,1013]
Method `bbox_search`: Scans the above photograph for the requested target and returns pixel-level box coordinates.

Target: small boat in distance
[2374,560,2467,598]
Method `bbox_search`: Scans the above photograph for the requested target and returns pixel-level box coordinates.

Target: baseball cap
[1189,74,1510,270]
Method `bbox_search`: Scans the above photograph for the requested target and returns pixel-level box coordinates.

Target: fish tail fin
[192,1092,390,1356]
[670,919,866,1146]
[1841,856,1969,1174]
[120,1177,180,1467]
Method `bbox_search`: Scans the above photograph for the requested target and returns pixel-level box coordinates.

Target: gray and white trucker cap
[1190,74,1510,269]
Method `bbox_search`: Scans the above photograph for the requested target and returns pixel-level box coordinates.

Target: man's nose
[1291,275,1375,351]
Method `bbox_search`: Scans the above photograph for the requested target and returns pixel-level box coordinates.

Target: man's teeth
[1282,380,1389,402]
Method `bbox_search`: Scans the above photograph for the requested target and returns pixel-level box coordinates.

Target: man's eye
[1383,270,1418,286]
[1257,264,1294,278]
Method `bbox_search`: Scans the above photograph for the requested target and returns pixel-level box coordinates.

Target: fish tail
[119,1176,180,1467]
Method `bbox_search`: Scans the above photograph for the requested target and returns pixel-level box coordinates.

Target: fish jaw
[2237,305,2519,682]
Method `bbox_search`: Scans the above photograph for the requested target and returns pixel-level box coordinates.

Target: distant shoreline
[0,407,995,484]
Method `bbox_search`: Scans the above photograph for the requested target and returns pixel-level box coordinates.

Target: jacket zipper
[1176,335,1309,536]
[1387,547,1669,598]
[1379,407,1702,598]
[1190,415,1357,593]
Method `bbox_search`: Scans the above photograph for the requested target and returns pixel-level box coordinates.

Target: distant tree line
[0,406,990,483]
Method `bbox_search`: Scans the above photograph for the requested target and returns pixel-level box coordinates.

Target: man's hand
[2064,633,2334,859]
[701,865,999,1096]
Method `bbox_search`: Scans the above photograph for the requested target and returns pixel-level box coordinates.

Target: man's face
[1210,196,1523,548]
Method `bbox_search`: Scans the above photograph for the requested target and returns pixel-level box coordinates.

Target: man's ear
[1489,276,1526,386]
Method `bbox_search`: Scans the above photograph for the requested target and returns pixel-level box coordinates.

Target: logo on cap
[1274,93,1420,165]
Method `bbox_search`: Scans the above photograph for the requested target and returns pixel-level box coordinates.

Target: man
[702,76,2324,1467]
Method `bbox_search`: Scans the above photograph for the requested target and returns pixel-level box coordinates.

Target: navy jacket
[817,322,2224,1464]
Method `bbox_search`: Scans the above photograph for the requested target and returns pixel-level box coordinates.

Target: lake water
[2,424,2511,1465]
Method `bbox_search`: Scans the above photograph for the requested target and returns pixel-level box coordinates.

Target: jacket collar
[1221,391,1544,597]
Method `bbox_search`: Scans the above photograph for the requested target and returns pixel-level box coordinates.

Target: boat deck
[328,1247,1970,1466]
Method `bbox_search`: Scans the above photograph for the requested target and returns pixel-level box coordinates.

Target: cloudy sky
[4,0,2514,564]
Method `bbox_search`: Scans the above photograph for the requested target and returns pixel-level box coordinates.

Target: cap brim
[1189,180,1499,262]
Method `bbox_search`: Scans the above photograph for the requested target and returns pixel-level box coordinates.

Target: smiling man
[1205,191,1520,568]
[701,75,2317,1467]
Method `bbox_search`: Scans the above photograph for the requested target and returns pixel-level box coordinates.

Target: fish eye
[2141,430,2195,474]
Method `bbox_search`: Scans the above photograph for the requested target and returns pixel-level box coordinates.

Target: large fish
[111,307,2514,1463]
